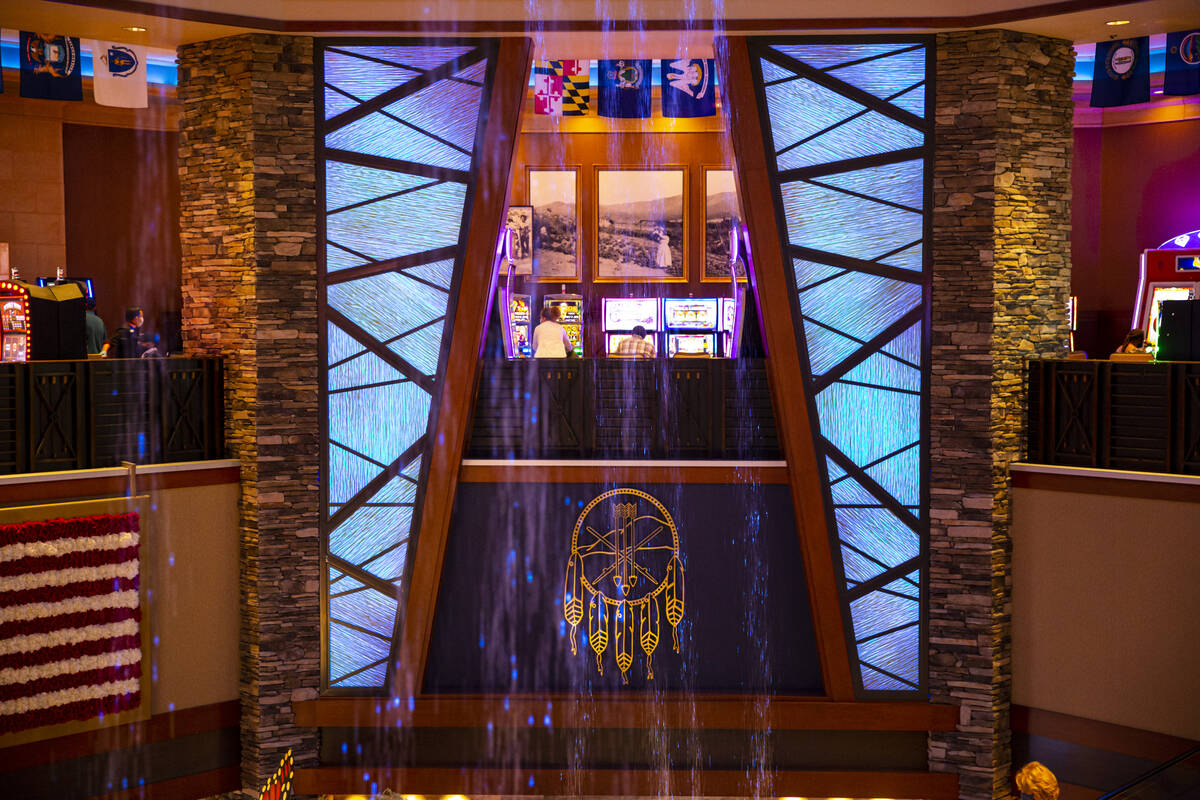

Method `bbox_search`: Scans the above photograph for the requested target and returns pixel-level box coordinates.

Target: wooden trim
[458,462,790,484]
[90,765,240,800]
[715,35,856,700]
[295,766,959,798]
[1011,467,1200,503]
[0,465,240,506]
[394,37,533,697]
[1012,704,1199,764]
[56,0,1143,34]
[0,700,239,771]
[295,695,957,731]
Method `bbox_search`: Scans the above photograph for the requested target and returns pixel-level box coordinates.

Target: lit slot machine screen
[552,300,583,355]
[604,298,661,331]
[2,299,26,332]
[669,333,715,356]
[607,334,633,355]
[1147,286,1194,347]
[2,334,26,362]
[664,298,718,330]
[510,295,530,325]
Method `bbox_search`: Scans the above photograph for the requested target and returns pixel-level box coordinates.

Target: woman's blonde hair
[1015,761,1060,800]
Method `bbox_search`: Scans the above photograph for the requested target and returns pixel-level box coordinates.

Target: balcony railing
[1026,358,1200,475]
[0,357,225,475]
[466,358,781,460]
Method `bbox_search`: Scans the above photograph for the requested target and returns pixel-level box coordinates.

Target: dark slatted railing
[0,358,225,475]
[1026,358,1200,475]
[467,358,781,460]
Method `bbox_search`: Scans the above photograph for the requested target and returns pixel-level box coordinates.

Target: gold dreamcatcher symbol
[562,488,685,683]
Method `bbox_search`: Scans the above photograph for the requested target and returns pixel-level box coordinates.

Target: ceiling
[6,0,1199,56]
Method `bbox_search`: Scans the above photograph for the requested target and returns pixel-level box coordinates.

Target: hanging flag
[19,32,83,101]
[660,58,717,117]
[597,59,652,118]
[559,60,590,116]
[1164,30,1200,97]
[534,60,589,116]
[1090,37,1150,108]
[89,40,148,108]
[533,61,563,115]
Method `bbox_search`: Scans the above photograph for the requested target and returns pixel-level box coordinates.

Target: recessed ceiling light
[122,25,148,33]
[1105,19,1131,26]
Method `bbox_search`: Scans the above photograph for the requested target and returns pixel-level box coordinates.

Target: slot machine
[0,280,85,361]
[1132,231,1200,351]
[603,297,661,356]
[0,281,31,362]
[543,293,583,357]
[720,294,745,359]
[37,276,95,300]
[508,292,532,358]
[663,298,718,357]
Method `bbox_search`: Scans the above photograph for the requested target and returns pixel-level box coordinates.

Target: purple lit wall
[1071,118,1200,355]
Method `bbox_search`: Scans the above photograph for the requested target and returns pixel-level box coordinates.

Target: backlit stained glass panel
[752,38,930,695]
[319,40,496,690]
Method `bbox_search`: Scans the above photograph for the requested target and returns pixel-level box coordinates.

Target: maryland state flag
[1090,37,1150,108]
[534,60,589,116]
[660,58,717,117]
[1164,30,1200,96]
[19,32,83,101]
[598,59,652,118]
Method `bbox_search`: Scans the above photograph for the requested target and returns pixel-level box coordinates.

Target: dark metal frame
[745,35,934,698]
[315,37,502,695]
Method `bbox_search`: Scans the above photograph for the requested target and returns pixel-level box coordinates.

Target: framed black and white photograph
[528,168,580,282]
[701,167,745,282]
[595,168,687,283]
[506,204,533,275]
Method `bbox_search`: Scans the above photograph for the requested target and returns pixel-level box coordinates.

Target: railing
[1097,744,1200,799]
[1026,358,1200,475]
[466,358,781,460]
[0,357,225,475]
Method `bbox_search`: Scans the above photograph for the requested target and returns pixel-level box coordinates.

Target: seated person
[532,306,571,358]
[1114,328,1147,354]
[616,325,656,358]
[104,307,148,359]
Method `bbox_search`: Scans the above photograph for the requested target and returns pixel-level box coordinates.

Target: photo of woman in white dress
[655,229,672,270]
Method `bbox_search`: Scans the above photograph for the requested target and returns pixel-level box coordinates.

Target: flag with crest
[89,41,148,108]
[1090,38,1150,107]
[660,58,717,117]
[19,32,83,101]
[1164,30,1200,96]
[598,59,652,118]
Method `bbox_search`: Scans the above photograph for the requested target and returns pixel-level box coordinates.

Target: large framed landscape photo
[701,167,745,283]
[528,168,581,282]
[595,167,687,283]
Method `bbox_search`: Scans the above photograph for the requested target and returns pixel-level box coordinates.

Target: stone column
[177,34,320,795]
[929,30,1074,800]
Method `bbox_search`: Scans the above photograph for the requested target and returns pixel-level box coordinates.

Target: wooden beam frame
[715,35,857,700]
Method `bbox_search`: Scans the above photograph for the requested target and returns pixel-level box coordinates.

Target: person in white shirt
[532,305,572,358]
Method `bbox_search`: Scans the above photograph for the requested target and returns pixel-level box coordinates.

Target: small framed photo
[506,205,533,275]
[701,167,745,283]
[595,167,687,283]
[528,168,581,282]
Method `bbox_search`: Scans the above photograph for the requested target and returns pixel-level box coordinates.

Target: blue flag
[1090,38,1150,108]
[660,59,717,117]
[1164,30,1200,97]
[598,59,652,118]
[19,32,82,101]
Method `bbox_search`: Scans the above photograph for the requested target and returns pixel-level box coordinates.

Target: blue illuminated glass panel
[754,38,928,695]
[319,42,493,689]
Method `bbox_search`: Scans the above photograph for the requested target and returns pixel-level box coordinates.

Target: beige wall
[0,106,65,276]
[1012,483,1200,740]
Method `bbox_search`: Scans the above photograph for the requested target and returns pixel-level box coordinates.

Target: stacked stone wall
[178,34,319,796]
[930,29,1074,800]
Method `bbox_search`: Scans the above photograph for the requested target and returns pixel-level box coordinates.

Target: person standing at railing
[103,306,149,359]
[84,296,106,356]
